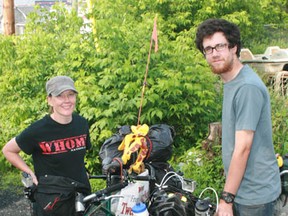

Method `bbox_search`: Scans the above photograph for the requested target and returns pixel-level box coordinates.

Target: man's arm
[217,130,254,216]
[224,130,254,194]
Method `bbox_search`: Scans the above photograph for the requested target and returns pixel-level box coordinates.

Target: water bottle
[21,172,33,188]
[132,202,149,216]
[75,192,85,213]
[195,198,210,216]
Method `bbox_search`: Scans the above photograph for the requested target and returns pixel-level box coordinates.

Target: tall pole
[137,16,158,126]
[3,0,15,35]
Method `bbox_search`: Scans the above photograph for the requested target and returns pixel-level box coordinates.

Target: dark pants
[32,193,76,216]
[233,199,277,216]
[32,175,90,216]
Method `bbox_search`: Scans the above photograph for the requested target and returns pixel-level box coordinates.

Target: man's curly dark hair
[195,18,242,57]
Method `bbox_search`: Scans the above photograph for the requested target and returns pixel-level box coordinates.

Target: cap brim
[50,85,78,96]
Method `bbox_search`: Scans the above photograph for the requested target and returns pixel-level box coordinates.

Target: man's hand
[215,200,233,216]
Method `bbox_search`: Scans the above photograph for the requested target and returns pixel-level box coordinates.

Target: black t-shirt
[16,113,91,191]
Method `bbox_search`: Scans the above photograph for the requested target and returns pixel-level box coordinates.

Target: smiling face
[203,32,237,75]
[47,90,77,123]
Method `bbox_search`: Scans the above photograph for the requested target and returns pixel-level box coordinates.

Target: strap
[37,175,89,194]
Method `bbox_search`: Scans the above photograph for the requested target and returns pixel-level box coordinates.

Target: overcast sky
[0,0,35,14]
[1,0,35,7]
[0,1,73,14]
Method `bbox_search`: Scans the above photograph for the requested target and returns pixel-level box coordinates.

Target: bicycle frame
[21,164,218,216]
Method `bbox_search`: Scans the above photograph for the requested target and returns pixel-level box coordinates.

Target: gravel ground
[0,188,32,216]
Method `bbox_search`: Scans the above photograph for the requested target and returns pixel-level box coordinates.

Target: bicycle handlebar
[88,174,106,180]
[129,175,153,181]
[89,172,154,182]
[85,166,154,204]
[83,181,128,203]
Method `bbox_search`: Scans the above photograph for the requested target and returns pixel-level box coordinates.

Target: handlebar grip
[131,175,151,181]
[89,175,106,180]
[83,181,128,203]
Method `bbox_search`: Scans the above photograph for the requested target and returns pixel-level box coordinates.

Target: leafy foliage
[1,0,288,196]
[267,83,288,155]
[0,171,23,194]
[81,0,224,166]
[178,145,224,201]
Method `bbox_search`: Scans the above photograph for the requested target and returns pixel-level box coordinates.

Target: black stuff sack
[145,124,175,163]
[99,124,175,172]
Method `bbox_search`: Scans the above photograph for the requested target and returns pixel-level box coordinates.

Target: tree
[1,0,288,178]
[3,0,15,35]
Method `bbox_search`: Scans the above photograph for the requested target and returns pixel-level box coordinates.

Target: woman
[2,75,91,215]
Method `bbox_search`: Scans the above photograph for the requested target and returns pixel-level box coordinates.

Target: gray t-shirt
[222,64,280,205]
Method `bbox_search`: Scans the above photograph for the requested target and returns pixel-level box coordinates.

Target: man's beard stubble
[210,57,234,75]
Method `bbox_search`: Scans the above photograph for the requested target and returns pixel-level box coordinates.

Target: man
[195,18,281,216]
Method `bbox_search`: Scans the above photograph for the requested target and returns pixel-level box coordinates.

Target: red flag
[152,17,158,52]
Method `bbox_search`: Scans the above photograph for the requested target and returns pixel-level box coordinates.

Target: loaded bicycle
[21,123,218,215]
[21,162,217,216]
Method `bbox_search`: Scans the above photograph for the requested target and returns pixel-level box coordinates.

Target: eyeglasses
[203,43,228,55]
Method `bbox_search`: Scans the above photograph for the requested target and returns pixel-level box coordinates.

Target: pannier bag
[33,175,90,216]
[278,154,288,205]
[148,184,196,216]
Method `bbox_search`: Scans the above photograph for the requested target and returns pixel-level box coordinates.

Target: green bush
[176,145,224,202]
[1,0,288,195]
[269,85,288,155]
